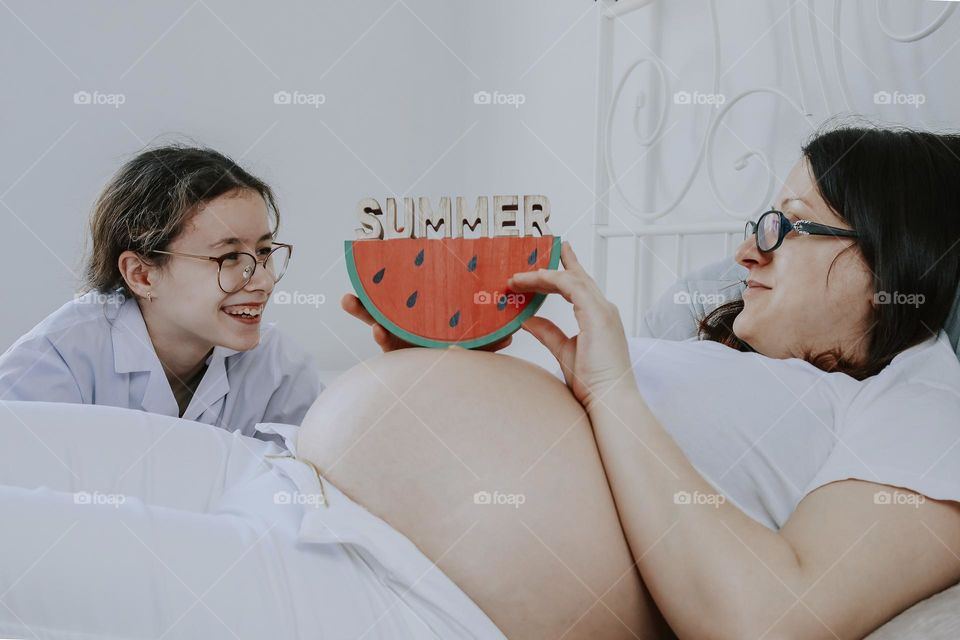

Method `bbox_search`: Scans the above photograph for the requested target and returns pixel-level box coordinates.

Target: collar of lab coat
[110,295,239,420]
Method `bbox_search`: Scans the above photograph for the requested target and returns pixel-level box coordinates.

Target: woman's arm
[0,337,84,403]
[591,381,960,639]
[509,242,960,639]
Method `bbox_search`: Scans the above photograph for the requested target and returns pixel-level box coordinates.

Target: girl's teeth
[226,307,261,317]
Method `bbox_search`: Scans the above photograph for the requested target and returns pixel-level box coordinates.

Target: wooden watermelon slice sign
[345,235,561,349]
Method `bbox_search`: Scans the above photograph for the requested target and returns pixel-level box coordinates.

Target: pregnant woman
[300,125,960,639]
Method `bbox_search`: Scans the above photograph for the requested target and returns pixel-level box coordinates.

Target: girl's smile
[221,301,266,325]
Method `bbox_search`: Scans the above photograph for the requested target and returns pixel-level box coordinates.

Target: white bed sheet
[0,400,504,640]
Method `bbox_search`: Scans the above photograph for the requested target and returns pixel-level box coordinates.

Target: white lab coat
[0,291,325,439]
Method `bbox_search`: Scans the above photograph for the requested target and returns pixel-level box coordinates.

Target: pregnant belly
[297,347,674,639]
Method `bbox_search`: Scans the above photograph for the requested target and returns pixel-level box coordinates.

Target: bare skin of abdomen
[297,348,674,639]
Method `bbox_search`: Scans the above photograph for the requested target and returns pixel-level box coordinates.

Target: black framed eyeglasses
[744,208,858,253]
[151,242,293,294]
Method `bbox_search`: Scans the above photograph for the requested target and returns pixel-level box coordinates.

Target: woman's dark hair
[82,144,280,299]
[699,125,960,379]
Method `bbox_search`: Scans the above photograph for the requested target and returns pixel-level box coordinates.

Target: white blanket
[0,401,504,640]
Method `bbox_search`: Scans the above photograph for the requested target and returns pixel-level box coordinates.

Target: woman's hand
[340,293,513,353]
[507,241,634,412]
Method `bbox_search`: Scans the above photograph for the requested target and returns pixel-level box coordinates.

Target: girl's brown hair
[83,144,279,299]
[699,125,960,380]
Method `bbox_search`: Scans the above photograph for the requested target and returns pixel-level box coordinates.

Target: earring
[146,291,153,302]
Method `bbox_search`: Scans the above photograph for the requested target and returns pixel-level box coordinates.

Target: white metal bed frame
[590,0,958,336]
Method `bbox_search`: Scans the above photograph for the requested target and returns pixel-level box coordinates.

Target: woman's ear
[117,250,157,299]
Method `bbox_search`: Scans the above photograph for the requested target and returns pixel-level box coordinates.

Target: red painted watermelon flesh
[345,236,560,349]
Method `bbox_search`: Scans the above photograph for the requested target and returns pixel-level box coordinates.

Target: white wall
[2,0,958,382]
[0,0,600,379]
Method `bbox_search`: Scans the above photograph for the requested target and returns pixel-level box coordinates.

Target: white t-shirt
[621,331,960,531]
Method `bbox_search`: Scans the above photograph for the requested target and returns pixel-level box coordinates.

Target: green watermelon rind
[344,235,561,350]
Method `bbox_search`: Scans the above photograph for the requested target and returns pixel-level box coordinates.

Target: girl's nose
[245,259,275,291]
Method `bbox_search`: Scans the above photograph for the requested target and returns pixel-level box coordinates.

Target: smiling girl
[0,145,324,438]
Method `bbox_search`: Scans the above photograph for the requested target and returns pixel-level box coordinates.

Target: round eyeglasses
[151,242,292,294]
[744,209,858,253]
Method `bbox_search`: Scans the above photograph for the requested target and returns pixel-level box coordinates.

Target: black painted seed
[449,310,460,327]
[467,255,477,272]
[414,249,424,266]
[406,291,418,308]
[372,267,385,284]
[527,248,538,265]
